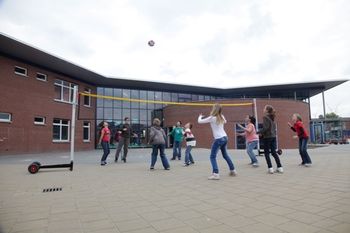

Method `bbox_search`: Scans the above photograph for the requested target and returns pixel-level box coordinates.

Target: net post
[70,86,78,170]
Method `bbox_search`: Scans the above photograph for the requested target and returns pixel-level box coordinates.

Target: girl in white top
[198,103,237,180]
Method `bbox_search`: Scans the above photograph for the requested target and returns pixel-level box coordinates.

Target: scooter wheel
[28,163,40,174]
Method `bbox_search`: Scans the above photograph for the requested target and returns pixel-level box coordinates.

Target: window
[14,66,27,76]
[53,119,70,142]
[83,122,90,142]
[0,112,11,123]
[54,79,77,103]
[83,88,91,107]
[36,72,47,81]
[34,117,45,125]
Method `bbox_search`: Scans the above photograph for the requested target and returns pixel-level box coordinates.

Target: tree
[325,112,339,119]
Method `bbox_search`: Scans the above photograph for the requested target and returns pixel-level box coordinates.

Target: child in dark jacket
[149,118,170,170]
[288,113,312,167]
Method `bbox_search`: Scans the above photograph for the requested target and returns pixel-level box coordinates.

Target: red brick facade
[0,56,96,154]
[163,99,310,149]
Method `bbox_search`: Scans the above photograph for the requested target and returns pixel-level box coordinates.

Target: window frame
[52,118,70,142]
[0,112,12,123]
[83,88,91,107]
[34,116,46,125]
[36,72,48,82]
[83,121,91,142]
[54,79,78,104]
[14,66,27,77]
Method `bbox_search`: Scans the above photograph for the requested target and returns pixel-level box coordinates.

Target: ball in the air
[148,40,155,47]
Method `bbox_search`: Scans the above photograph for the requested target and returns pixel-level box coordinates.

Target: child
[99,121,111,166]
[170,121,184,160]
[288,113,312,167]
[183,122,196,166]
[198,103,237,180]
[258,105,283,174]
[237,115,259,167]
[149,118,170,170]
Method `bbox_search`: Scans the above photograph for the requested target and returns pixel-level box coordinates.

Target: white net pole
[70,86,78,168]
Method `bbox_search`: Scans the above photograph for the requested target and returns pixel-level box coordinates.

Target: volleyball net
[79,92,254,107]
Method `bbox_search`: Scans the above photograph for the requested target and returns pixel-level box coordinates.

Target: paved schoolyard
[0,145,349,233]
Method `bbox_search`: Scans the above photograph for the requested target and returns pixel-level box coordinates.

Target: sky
[0,0,349,117]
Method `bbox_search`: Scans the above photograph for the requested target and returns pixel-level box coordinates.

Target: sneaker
[268,168,274,174]
[208,173,220,180]
[150,167,154,170]
[190,161,195,164]
[277,167,284,173]
[229,170,238,176]
[304,163,312,167]
[165,167,170,170]
[122,158,126,163]
[101,161,107,166]
[114,158,118,163]
[183,163,190,167]
[299,163,305,166]
[252,163,259,167]
[170,158,176,161]
[178,157,181,160]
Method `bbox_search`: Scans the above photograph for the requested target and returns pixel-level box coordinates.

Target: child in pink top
[238,115,259,167]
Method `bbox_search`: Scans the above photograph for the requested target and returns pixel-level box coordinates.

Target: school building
[0,33,348,154]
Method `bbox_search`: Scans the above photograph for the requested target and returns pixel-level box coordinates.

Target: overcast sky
[1,0,349,117]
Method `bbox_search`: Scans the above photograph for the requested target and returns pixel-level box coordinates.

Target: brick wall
[0,55,96,154]
[163,99,310,149]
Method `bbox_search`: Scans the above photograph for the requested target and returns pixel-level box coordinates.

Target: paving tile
[160,226,199,233]
[218,215,257,228]
[255,213,291,226]
[115,218,150,232]
[239,222,285,233]
[286,211,326,224]
[184,216,222,230]
[277,221,321,233]
[171,209,203,220]
[199,224,241,233]
[151,218,187,231]
[11,219,48,233]
[327,223,350,233]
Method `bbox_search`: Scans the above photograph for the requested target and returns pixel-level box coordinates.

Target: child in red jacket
[288,113,312,167]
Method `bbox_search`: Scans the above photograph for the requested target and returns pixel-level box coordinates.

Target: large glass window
[53,119,69,142]
[97,107,104,119]
[140,91,147,109]
[122,89,131,109]
[147,91,155,109]
[131,90,140,109]
[171,93,178,102]
[131,109,140,121]
[113,109,122,121]
[155,91,162,109]
[140,109,147,121]
[104,108,113,120]
[54,80,77,103]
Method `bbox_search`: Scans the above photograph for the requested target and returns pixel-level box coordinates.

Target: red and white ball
[148,40,155,47]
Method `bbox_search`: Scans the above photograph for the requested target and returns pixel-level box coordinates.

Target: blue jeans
[101,141,110,162]
[185,145,194,164]
[210,136,235,174]
[299,138,312,164]
[263,137,282,168]
[246,140,258,164]
[151,144,170,169]
[172,140,182,159]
